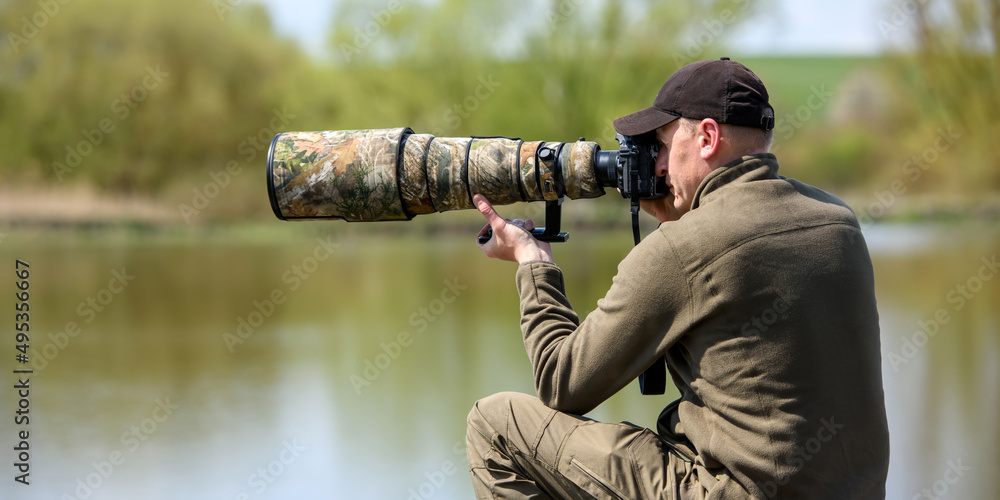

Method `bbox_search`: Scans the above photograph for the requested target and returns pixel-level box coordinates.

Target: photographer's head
[614,57,774,221]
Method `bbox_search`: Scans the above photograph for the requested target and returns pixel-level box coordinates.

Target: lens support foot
[477,198,569,244]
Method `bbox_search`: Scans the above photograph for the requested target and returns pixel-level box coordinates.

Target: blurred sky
[258,0,890,58]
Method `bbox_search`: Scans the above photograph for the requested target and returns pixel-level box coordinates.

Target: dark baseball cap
[613,57,774,136]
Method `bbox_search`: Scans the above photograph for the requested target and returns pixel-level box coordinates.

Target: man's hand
[474,194,553,264]
[639,195,683,224]
[617,187,683,224]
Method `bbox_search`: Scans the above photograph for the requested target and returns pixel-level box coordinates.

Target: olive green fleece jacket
[514,154,889,499]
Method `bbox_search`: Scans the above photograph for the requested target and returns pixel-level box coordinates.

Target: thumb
[473,194,503,228]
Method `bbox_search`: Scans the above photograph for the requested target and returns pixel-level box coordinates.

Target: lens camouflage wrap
[268,128,410,221]
[425,137,473,212]
[266,128,606,222]
[518,142,543,201]
[563,141,603,199]
[468,137,522,206]
[399,133,436,215]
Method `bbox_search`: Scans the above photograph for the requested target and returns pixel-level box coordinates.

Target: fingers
[510,218,537,235]
[475,194,537,228]
[473,194,502,227]
[513,219,535,231]
[471,197,551,263]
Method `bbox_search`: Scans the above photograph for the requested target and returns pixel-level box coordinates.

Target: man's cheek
[672,194,689,216]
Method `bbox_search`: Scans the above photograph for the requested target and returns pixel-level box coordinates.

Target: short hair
[679,118,773,154]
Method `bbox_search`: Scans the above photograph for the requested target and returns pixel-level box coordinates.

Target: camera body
[595,133,668,200]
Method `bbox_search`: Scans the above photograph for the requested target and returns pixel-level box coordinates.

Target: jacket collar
[689,154,779,211]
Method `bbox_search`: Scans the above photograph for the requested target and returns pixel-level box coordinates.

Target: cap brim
[613,107,681,136]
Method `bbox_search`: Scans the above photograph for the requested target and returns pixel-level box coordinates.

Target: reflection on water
[870,225,1000,499]
[0,223,997,499]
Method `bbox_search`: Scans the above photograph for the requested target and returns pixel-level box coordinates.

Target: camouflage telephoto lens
[266,128,607,222]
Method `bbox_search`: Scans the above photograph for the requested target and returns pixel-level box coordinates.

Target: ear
[697,118,721,160]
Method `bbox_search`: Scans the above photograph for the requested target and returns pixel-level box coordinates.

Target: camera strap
[631,189,668,395]
[631,197,641,246]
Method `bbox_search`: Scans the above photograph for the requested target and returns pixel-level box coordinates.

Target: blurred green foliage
[1,0,310,192]
[881,0,1000,195]
[0,0,996,223]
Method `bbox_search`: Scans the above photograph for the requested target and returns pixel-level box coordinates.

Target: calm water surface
[0,222,997,499]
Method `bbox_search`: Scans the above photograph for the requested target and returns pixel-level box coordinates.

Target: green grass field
[740,56,879,119]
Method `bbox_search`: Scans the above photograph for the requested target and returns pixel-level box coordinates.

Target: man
[466,58,889,499]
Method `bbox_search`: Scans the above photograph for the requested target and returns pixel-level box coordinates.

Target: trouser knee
[467,392,541,465]
[468,391,528,424]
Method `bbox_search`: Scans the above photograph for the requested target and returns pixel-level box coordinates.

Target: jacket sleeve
[515,231,693,414]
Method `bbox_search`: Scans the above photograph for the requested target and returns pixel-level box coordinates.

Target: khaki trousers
[466,392,709,500]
